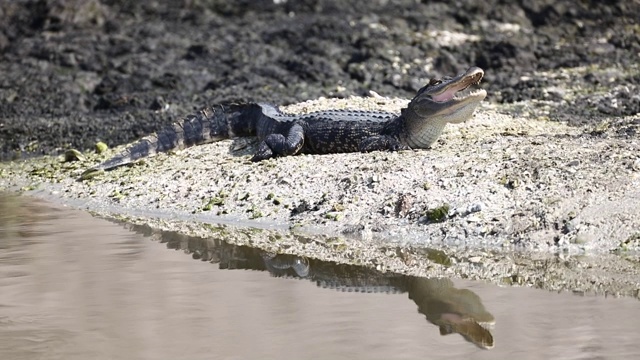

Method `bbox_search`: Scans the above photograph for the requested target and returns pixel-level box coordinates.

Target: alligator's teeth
[453,88,485,100]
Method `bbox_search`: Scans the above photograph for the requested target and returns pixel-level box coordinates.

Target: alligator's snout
[429,67,485,103]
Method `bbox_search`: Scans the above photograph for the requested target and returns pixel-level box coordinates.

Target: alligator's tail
[81,104,261,179]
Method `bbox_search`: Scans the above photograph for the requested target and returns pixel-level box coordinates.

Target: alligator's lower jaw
[430,88,486,125]
[453,88,487,102]
[444,88,486,111]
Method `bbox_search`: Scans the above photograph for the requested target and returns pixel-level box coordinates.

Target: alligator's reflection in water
[129,223,495,349]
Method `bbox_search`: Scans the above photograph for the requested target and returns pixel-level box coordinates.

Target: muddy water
[0,196,639,360]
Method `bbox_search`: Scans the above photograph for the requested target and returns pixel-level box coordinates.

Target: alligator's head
[408,278,495,350]
[409,66,486,122]
[401,66,486,148]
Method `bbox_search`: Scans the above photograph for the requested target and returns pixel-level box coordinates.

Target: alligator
[82,66,485,178]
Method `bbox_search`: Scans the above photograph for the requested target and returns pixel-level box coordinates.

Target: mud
[1,0,639,158]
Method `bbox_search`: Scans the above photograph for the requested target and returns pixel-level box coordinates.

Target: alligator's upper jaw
[430,66,486,104]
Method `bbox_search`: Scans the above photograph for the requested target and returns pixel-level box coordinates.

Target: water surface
[0,196,638,359]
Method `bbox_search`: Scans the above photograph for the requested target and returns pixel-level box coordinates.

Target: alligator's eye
[428,78,442,86]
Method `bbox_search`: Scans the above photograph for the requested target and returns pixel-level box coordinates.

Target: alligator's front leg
[251,123,305,162]
[358,135,409,153]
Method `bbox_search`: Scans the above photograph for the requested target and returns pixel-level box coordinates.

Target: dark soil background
[0,0,638,159]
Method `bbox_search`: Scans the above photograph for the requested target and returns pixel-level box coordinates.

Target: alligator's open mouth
[430,67,486,103]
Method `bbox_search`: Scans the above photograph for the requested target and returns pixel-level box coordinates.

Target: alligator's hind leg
[359,135,409,152]
[251,123,305,162]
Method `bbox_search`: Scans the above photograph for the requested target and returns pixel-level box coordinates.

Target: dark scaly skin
[82,67,486,179]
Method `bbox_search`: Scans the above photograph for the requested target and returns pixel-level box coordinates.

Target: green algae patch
[424,204,450,223]
[424,248,452,267]
[20,183,40,192]
[95,142,109,154]
[324,212,343,221]
[613,233,640,253]
[248,205,263,219]
[501,274,526,286]
[203,197,225,211]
